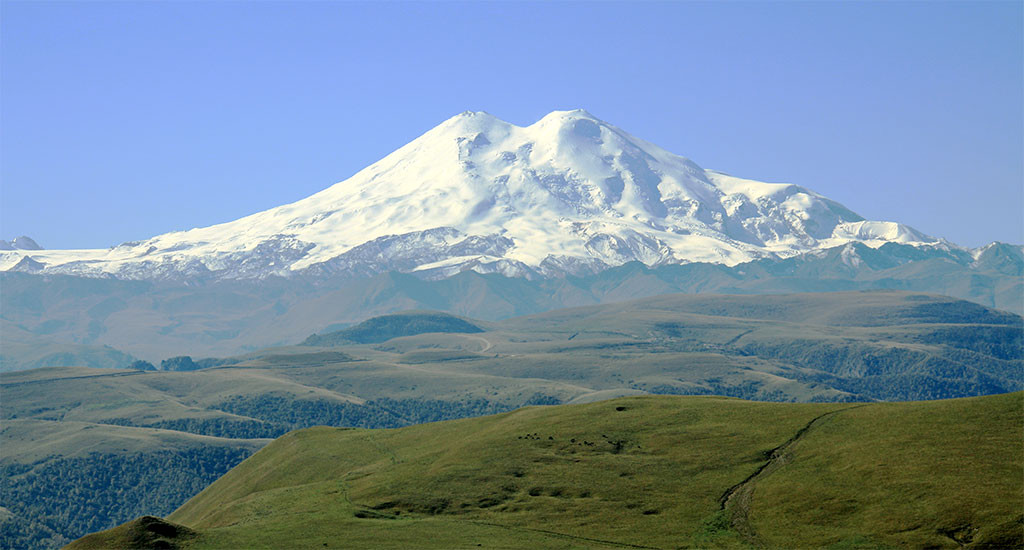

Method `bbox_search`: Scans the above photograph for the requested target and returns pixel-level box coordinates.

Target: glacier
[1,109,947,281]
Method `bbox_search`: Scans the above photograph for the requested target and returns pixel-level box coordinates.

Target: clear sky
[2,1,1021,249]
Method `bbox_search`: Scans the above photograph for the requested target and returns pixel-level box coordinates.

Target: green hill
[0,420,265,550]
[6,291,1022,548]
[0,320,137,372]
[301,311,484,346]
[71,392,1023,549]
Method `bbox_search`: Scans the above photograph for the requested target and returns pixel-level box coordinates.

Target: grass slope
[0,420,266,550]
[302,311,484,346]
[67,516,196,550]
[0,419,267,463]
[7,291,1022,548]
[0,320,136,372]
[73,392,1024,549]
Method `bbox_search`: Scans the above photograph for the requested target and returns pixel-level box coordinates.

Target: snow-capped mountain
[0,236,43,251]
[1,109,947,281]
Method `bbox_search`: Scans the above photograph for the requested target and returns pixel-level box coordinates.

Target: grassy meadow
[70,392,1024,549]
[5,291,1022,548]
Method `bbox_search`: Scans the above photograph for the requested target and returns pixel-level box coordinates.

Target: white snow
[1,109,947,280]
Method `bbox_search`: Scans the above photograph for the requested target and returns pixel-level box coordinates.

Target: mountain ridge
[0,109,960,282]
[2,239,1020,367]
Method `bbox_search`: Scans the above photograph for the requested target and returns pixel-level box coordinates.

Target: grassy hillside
[302,311,484,346]
[0,420,266,550]
[71,392,1024,549]
[6,290,1022,548]
[7,292,1019,433]
[0,320,137,372]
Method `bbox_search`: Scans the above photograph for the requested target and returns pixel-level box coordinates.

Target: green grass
[71,392,1023,549]
[752,392,1024,548]
[0,419,267,462]
[302,311,484,346]
[0,320,136,372]
[5,292,1020,439]
[7,291,1023,548]
[170,396,835,549]
[62,516,197,550]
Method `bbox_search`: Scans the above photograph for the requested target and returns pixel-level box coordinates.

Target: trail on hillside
[718,405,867,547]
[723,328,757,347]
[464,335,493,352]
[0,369,149,388]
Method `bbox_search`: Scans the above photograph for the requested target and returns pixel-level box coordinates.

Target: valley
[2,239,1021,370]
[2,290,1020,548]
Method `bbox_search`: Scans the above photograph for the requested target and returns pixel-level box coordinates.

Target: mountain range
[2,237,1020,369]
[0,109,986,282]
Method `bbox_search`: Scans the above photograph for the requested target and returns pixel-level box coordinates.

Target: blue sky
[2,1,1021,249]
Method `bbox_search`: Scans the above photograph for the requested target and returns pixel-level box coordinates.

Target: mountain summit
[1,110,942,280]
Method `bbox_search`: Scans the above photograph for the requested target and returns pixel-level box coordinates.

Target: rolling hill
[0,320,137,373]
[0,416,266,550]
[3,290,1021,548]
[2,240,1019,367]
[301,311,484,346]
[71,391,1024,549]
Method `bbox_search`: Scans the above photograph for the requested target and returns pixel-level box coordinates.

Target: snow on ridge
[3,109,947,281]
[830,220,935,244]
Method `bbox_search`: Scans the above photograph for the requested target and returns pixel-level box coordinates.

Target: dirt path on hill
[362,431,401,465]
[464,335,493,352]
[718,405,867,547]
[0,369,149,388]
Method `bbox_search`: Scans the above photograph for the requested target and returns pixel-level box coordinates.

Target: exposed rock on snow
[0,110,948,281]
